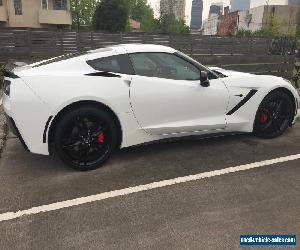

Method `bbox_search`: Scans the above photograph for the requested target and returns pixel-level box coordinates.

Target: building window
[14,0,22,15]
[0,0,3,6]
[41,0,48,9]
[53,0,67,10]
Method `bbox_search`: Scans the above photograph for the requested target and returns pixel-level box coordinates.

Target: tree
[93,0,129,32]
[71,0,98,30]
[128,0,158,32]
[159,14,189,34]
[257,15,296,37]
[236,29,253,37]
[140,9,159,32]
[236,15,297,38]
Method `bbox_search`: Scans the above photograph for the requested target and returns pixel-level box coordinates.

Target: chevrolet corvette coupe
[2,44,299,170]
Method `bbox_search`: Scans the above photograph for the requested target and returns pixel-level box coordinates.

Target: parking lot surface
[0,124,300,249]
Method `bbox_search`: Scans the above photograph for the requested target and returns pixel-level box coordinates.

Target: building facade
[250,0,300,8]
[230,0,250,11]
[289,0,300,5]
[0,0,72,28]
[238,6,265,32]
[209,2,223,15]
[160,0,186,19]
[238,4,300,35]
[202,13,219,35]
[218,6,239,36]
[190,0,203,31]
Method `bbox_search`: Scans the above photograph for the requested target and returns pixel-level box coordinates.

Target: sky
[147,0,230,25]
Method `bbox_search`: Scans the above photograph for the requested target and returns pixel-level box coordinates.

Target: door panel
[129,75,229,135]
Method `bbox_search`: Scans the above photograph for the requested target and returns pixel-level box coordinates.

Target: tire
[53,105,118,171]
[254,91,294,139]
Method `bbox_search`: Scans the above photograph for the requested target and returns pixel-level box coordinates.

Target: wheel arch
[47,100,123,151]
[258,87,297,128]
[268,87,297,117]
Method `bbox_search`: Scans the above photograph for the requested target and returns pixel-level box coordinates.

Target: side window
[87,54,134,75]
[42,0,48,9]
[53,0,67,10]
[129,53,158,77]
[87,56,121,73]
[129,53,200,81]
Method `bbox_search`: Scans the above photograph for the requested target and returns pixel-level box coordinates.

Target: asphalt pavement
[0,123,299,249]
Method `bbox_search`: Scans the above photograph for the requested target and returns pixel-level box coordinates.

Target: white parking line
[1,153,300,222]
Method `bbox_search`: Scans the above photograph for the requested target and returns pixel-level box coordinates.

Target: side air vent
[227,89,258,115]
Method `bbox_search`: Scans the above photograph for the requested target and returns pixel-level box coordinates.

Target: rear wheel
[54,106,118,171]
[254,91,294,139]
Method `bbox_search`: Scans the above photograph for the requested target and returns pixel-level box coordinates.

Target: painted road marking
[1,153,300,222]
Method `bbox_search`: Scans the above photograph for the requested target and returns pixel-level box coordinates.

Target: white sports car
[2,44,299,170]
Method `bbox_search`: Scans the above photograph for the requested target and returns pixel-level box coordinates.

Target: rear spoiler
[3,69,20,79]
[2,61,28,79]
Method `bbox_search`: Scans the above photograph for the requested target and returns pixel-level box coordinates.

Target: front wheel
[254,91,294,139]
[53,106,118,171]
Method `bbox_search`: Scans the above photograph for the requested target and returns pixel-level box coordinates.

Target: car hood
[209,67,253,78]
[208,66,297,92]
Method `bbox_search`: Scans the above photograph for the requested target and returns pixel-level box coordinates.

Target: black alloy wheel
[54,106,118,171]
[254,91,294,139]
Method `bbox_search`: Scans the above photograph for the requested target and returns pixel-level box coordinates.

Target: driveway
[0,124,299,249]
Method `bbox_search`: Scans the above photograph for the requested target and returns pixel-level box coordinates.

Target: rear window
[87,54,134,75]
[87,55,121,73]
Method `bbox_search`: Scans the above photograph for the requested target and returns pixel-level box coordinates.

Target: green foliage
[237,15,298,38]
[71,0,98,29]
[128,0,148,22]
[93,0,129,32]
[127,0,158,32]
[236,28,273,37]
[265,15,289,37]
[159,14,190,34]
[88,0,189,34]
[140,11,159,32]
[0,64,4,77]
[236,29,252,37]
[127,0,189,33]
[0,64,4,89]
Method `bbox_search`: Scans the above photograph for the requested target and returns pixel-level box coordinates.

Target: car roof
[89,44,177,55]
[25,44,178,69]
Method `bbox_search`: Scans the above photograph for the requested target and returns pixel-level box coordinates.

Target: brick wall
[218,7,239,36]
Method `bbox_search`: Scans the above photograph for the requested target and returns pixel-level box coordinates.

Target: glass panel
[42,0,48,9]
[130,53,200,81]
[87,56,121,73]
[53,0,67,10]
[14,0,22,15]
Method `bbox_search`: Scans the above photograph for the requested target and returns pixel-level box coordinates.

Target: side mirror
[200,71,210,87]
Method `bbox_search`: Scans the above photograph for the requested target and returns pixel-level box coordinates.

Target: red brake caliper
[260,109,269,124]
[97,132,105,143]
